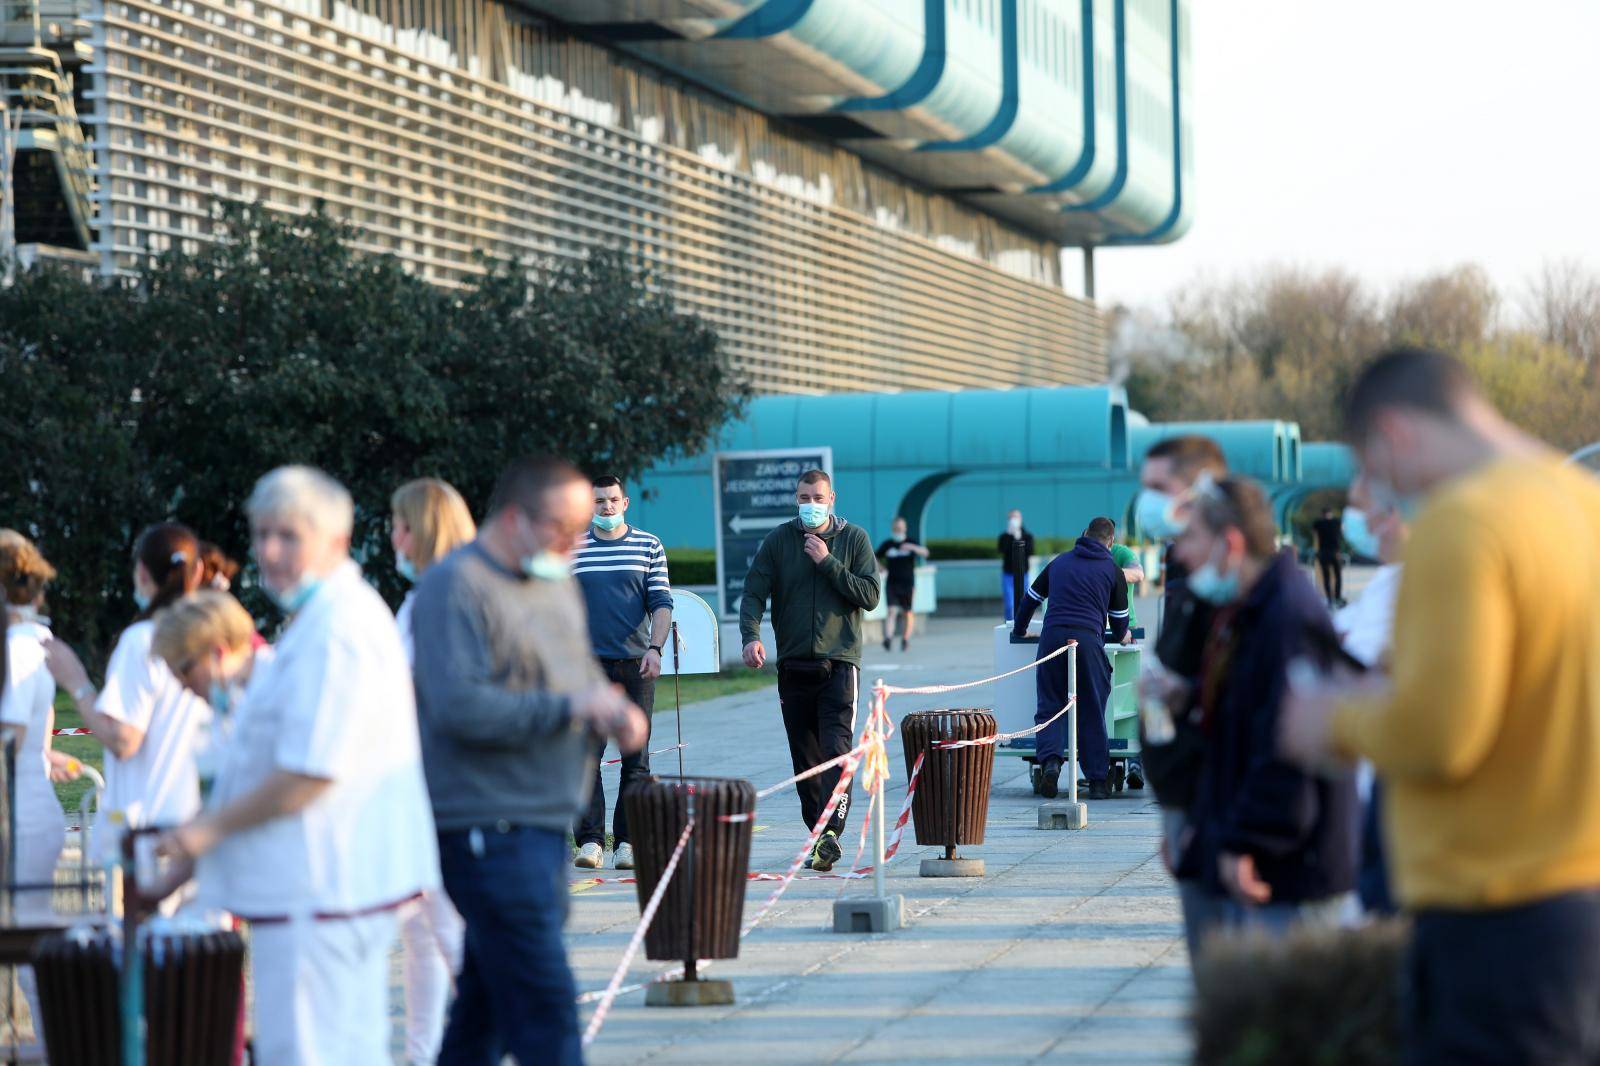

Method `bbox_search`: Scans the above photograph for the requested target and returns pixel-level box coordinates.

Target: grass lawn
[656,667,776,710]
[51,692,104,814]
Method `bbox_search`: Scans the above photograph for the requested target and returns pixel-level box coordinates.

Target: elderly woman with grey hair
[155,465,439,1065]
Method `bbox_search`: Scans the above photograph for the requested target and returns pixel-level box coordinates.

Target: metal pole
[873,775,886,895]
[873,685,886,900]
[1083,245,1097,301]
[671,622,685,780]
[682,779,695,983]
[120,833,144,1066]
[1067,644,1079,806]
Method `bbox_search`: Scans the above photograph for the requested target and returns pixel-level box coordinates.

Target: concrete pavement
[562,611,1192,1064]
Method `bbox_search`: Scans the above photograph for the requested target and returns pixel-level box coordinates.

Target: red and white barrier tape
[601,742,687,766]
[52,728,93,736]
[580,816,696,1046]
[879,752,922,864]
[932,696,1077,750]
[752,740,869,800]
[741,753,859,937]
[877,640,1074,697]
[574,645,1071,1031]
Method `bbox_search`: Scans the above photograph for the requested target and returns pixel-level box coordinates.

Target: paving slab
[555,611,1193,1065]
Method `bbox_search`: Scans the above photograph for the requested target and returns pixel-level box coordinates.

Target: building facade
[2,0,1191,394]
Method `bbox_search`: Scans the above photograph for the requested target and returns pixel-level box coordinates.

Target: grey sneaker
[573,842,603,869]
[613,842,635,870]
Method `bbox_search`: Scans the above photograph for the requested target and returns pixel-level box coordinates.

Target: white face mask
[1007,516,1022,534]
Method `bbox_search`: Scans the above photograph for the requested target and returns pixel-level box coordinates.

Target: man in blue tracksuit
[1012,517,1129,801]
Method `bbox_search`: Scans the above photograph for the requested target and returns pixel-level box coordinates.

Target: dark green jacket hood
[738,515,881,666]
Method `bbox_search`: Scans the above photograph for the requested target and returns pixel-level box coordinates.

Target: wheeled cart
[991,624,1145,793]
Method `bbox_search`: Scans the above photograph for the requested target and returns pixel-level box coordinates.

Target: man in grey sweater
[412,455,647,1066]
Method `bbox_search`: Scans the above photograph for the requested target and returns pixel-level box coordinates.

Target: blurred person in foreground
[49,523,210,879]
[1332,477,1409,916]
[571,474,674,872]
[1132,438,1228,885]
[0,531,82,1042]
[391,477,475,1066]
[154,466,438,1065]
[1281,347,1600,1063]
[198,540,241,592]
[411,456,647,1065]
[196,540,266,649]
[1010,516,1130,800]
[1167,477,1359,966]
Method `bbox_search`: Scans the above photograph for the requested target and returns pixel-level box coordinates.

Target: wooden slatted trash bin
[624,775,756,1006]
[901,709,998,877]
[32,926,246,1065]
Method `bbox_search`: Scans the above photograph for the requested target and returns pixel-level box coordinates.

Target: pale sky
[1083,0,1600,313]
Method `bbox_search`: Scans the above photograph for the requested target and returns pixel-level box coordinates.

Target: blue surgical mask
[892,532,906,543]
[798,503,830,528]
[1341,508,1381,561]
[395,554,417,584]
[593,512,624,532]
[1135,489,1187,539]
[1367,475,1420,523]
[1187,550,1241,605]
[266,574,322,614]
[133,588,152,611]
[208,680,232,717]
[522,551,569,581]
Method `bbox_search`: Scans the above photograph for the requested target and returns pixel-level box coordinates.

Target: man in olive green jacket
[740,469,880,871]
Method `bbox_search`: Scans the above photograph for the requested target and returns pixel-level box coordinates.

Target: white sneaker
[613,842,635,870]
[573,842,603,869]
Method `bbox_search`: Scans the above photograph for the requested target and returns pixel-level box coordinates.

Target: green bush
[0,204,747,664]
[666,548,717,586]
[1193,921,1408,1066]
[926,537,1078,561]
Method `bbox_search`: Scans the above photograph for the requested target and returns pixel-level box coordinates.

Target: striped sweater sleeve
[646,536,673,614]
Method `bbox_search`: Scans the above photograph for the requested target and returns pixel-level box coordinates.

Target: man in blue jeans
[412,456,648,1065]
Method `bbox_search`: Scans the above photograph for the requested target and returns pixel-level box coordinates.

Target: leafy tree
[1115,263,1600,450]
[0,204,747,663]
[0,270,160,655]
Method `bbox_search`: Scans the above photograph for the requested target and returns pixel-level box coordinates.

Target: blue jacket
[1012,537,1129,641]
[1177,550,1360,903]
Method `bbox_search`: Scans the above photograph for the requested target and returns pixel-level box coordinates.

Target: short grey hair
[246,465,355,539]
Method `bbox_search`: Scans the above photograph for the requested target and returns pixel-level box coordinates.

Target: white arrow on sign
[728,513,790,535]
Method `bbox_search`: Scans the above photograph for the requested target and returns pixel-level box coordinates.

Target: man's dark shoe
[1039,757,1062,799]
[882,636,892,651]
[1087,779,1113,801]
[900,638,909,652]
[811,830,843,872]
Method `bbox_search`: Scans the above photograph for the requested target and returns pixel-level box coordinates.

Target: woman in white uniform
[0,530,84,1038]
[50,524,210,876]
[390,478,473,1066]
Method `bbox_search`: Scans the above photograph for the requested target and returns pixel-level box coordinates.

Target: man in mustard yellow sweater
[1282,347,1600,1063]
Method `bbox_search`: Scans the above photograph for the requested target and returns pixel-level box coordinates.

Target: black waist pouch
[780,658,833,682]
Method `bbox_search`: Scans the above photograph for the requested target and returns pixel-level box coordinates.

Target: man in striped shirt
[571,475,673,870]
